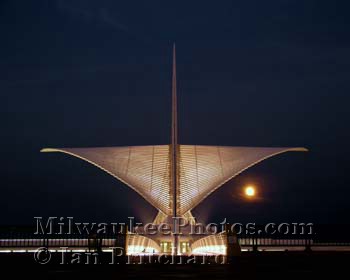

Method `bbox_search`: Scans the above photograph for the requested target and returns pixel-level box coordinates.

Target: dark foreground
[1,251,349,279]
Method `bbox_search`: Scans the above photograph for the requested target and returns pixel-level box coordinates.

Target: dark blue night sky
[1,0,349,225]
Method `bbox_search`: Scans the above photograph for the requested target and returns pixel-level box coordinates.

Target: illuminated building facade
[42,45,307,255]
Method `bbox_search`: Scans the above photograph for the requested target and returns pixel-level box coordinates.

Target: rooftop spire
[171,43,179,255]
[171,43,177,150]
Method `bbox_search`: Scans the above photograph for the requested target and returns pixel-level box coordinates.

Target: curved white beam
[178,146,308,215]
[41,146,172,215]
[41,145,307,216]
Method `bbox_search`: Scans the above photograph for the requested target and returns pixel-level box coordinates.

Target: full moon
[245,186,256,197]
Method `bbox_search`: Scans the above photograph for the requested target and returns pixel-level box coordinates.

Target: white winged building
[42,45,307,255]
